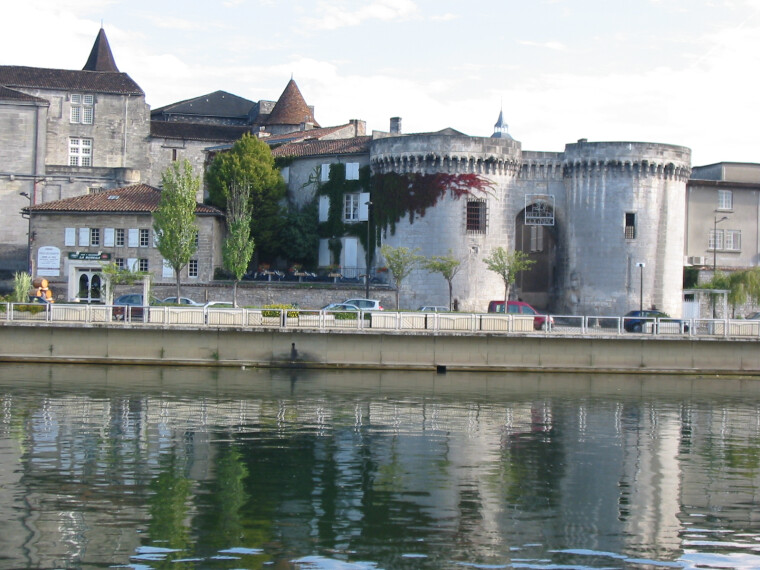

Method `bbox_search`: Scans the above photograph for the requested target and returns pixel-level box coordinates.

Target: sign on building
[524,194,555,226]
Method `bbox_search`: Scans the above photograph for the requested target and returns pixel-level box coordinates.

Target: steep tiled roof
[0,66,143,95]
[271,136,371,158]
[263,125,350,145]
[25,184,222,215]
[150,121,249,142]
[82,28,119,72]
[266,79,319,127]
[152,90,255,119]
[0,85,49,103]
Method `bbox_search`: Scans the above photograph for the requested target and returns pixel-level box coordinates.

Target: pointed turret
[83,28,120,72]
[491,108,512,140]
[266,79,319,128]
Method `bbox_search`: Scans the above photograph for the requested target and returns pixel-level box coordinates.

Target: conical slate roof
[266,79,319,127]
[491,109,513,140]
[83,28,119,72]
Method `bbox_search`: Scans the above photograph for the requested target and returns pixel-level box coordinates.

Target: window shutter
[318,195,330,222]
[127,258,138,271]
[64,228,76,246]
[104,228,115,247]
[346,162,360,180]
[342,237,358,268]
[128,229,139,247]
[358,193,370,221]
[280,166,290,184]
[162,259,174,278]
[320,163,331,182]
[319,239,330,267]
[79,228,90,246]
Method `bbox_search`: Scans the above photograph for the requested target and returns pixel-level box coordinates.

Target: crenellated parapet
[370,133,521,178]
[562,141,691,182]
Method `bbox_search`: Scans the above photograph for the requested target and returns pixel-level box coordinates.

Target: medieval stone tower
[369,118,691,316]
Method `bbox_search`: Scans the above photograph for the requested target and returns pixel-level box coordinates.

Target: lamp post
[636,262,645,312]
[712,215,728,318]
[365,200,372,299]
[19,191,32,274]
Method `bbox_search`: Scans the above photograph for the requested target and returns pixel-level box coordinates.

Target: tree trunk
[233,280,239,308]
[175,272,182,303]
[448,280,453,311]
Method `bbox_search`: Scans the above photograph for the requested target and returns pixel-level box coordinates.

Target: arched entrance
[515,200,557,310]
[76,270,102,302]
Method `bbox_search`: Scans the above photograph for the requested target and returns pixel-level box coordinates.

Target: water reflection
[0,364,759,568]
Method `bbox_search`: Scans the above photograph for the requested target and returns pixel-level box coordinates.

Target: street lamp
[19,191,32,274]
[713,215,728,275]
[712,215,728,318]
[636,262,645,312]
[365,200,372,299]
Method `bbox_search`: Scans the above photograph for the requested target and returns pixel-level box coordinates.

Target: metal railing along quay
[2,303,760,339]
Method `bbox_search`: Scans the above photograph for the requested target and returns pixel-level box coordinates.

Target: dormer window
[70,94,94,124]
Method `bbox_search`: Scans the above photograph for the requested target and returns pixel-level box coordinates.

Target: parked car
[487,300,553,330]
[322,303,360,312]
[746,312,760,320]
[204,301,235,309]
[343,298,384,311]
[112,294,160,320]
[162,296,203,306]
[623,310,689,333]
[418,305,449,312]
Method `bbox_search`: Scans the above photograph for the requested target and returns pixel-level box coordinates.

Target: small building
[24,184,225,302]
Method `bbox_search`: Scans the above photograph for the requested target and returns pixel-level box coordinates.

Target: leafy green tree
[380,244,424,310]
[222,181,256,307]
[281,199,319,269]
[483,247,535,305]
[701,268,760,317]
[154,160,199,301]
[206,134,286,263]
[424,251,462,311]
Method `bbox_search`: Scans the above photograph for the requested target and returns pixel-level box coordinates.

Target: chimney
[349,119,366,136]
[390,117,402,134]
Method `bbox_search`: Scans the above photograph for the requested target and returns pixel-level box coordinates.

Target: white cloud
[303,0,420,30]
[517,40,568,51]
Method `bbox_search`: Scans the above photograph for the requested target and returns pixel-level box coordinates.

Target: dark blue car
[623,310,689,333]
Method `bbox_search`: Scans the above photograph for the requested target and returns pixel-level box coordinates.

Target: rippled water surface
[1,365,759,569]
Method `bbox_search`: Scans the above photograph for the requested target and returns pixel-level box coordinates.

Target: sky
[2,0,760,166]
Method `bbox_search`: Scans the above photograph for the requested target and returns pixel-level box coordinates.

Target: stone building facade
[24,184,224,302]
[0,29,150,272]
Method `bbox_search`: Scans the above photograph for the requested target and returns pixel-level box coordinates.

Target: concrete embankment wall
[1,323,759,375]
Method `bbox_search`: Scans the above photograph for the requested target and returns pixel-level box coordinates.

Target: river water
[0,364,759,569]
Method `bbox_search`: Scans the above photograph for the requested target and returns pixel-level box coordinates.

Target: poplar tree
[483,247,535,306]
[380,244,423,310]
[222,180,256,307]
[153,160,199,301]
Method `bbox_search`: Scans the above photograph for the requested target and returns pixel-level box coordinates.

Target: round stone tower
[559,140,691,316]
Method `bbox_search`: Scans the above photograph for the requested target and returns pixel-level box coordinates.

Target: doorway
[76,270,103,302]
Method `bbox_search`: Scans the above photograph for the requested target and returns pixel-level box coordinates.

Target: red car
[487,300,552,330]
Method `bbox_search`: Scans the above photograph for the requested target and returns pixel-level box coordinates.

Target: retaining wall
[1,323,758,375]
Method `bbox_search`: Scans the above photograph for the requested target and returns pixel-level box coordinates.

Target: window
[115,258,125,270]
[194,233,199,247]
[172,148,178,162]
[321,163,331,182]
[90,228,100,246]
[625,213,636,239]
[529,225,544,252]
[718,190,733,211]
[189,259,198,278]
[725,230,741,251]
[70,94,94,124]
[344,193,360,222]
[466,200,487,234]
[116,229,125,247]
[709,230,724,251]
[69,137,92,166]
[139,229,150,247]
[138,259,149,272]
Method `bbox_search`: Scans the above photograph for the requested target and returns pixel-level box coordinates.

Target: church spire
[491,107,512,139]
[83,28,120,72]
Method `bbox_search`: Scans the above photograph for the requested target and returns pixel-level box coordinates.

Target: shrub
[261,304,299,318]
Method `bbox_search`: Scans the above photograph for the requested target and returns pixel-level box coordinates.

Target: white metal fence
[2,303,760,339]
